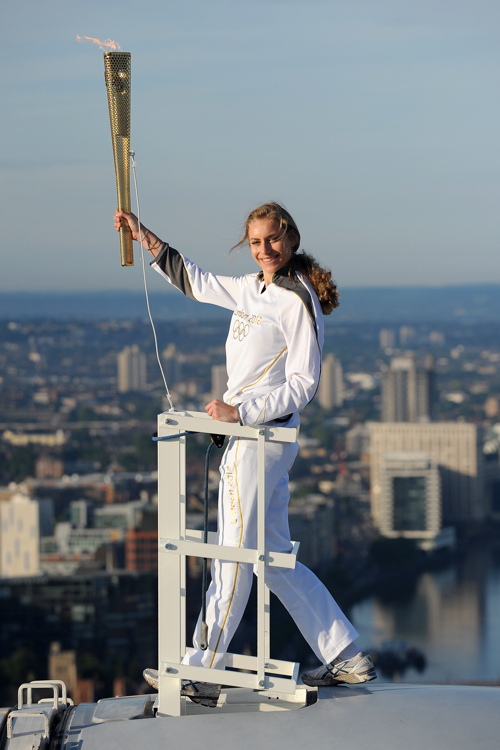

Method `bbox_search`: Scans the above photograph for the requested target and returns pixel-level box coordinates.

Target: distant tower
[318,354,343,410]
[162,343,182,385]
[399,326,415,346]
[379,328,396,350]
[382,354,434,422]
[0,493,40,577]
[417,354,435,421]
[117,345,147,393]
[484,396,499,419]
[211,364,228,401]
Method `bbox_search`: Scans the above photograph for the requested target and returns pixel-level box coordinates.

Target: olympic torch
[104,51,133,266]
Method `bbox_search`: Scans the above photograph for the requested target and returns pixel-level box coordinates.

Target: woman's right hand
[114,210,163,255]
[114,210,142,241]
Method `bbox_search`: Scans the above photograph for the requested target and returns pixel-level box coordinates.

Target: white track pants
[182,435,359,670]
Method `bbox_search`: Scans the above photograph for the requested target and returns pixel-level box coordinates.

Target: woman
[114,203,376,706]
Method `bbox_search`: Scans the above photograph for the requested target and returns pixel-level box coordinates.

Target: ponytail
[289,252,340,315]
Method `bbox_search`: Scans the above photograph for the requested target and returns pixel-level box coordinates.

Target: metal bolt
[259,429,265,435]
[165,543,171,550]
[259,554,265,562]
[164,418,171,424]
[166,667,172,673]
[264,663,271,669]
[259,680,265,687]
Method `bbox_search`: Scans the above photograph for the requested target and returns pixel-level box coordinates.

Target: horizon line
[2,281,500,294]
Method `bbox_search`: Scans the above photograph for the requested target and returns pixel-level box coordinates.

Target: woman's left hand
[205,400,239,423]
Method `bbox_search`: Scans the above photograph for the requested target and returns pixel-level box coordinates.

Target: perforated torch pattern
[104,51,133,266]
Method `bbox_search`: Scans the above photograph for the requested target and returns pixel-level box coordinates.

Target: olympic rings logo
[233,320,250,341]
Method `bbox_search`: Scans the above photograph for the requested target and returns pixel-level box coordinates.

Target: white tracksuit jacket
[152,244,358,670]
[152,243,323,426]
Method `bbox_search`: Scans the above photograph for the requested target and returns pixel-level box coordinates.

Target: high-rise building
[345,423,370,458]
[117,345,147,393]
[0,573,158,681]
[379,328,396,349]
[162,343,183,385]
[399,326,415,346]
[0,493,40,577]
[70,499,91,529]
[49,643,78,700]
[379,451,441,541]
[484,396,499,418]
[318,353,343,410]
[381,354,434,422]
[211,364,228,401]
[369,422,483,527]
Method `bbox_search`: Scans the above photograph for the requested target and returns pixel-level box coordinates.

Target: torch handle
[119,220,134,266]
[114,133,133,266]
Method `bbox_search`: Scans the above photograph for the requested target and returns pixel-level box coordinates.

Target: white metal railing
[155,410,300,716]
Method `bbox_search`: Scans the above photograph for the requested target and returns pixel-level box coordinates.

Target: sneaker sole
[144,682,219,707]
[182,683,221,708]
[143,669,220,703]
[302,669,377,687]
[143,669,158,690]
[186,695,219,708]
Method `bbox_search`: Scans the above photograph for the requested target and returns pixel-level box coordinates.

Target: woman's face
[248,217,293,284]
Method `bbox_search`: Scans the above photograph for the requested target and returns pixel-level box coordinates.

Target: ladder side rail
[256,428,269,685]
[156,416,186,717]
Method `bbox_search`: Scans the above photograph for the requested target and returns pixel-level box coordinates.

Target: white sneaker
[301,652,377,686]
[143,668,221,708]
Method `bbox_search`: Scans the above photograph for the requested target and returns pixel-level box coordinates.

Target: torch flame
[76,35,121,51]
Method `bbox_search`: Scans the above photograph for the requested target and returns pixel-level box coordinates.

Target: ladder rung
[159,537,299,569]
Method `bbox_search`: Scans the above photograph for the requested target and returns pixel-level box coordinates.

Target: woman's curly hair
[288,251,339,315]
[233,202,340,315]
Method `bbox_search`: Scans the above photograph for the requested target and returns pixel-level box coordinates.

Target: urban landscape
[1,309,499,704]
[2,0,499,743]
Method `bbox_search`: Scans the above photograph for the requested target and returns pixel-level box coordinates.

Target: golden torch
[104,51,133,266]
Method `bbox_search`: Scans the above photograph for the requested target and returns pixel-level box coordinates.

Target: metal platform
[154,410,302,716]
[4,681,500,750]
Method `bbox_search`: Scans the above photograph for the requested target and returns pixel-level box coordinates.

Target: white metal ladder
[155,410,301,716]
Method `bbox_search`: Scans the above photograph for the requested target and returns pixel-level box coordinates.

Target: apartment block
[369,422,483,526]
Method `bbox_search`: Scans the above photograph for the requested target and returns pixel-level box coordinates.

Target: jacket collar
[256,264,293,285]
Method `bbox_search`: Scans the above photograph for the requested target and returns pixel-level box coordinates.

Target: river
[349,538,500,684]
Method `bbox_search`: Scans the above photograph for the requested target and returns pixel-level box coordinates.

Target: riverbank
[349,531,500,684]
[336,521,500,608]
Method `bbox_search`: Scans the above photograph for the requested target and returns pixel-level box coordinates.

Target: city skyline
[1,311,499,694]
[1,1,499,293]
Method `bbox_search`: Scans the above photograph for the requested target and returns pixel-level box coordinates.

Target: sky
[1,0,499,292]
